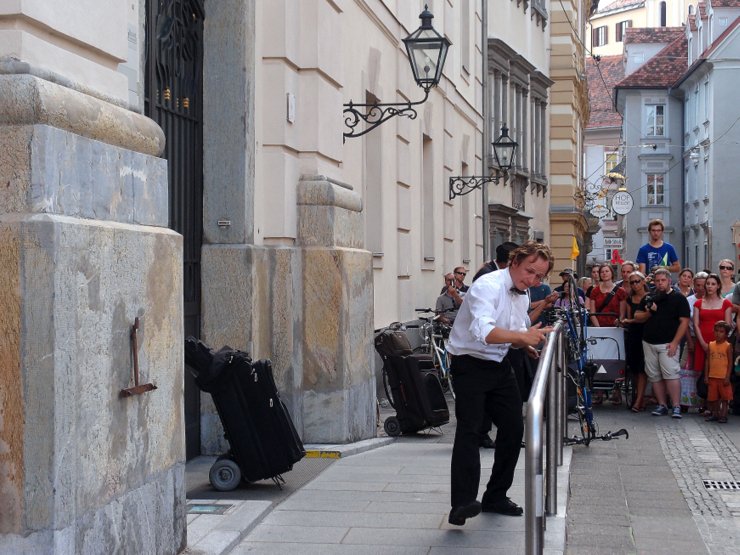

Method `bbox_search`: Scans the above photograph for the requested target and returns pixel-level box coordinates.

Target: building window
[646,174,665,205]
[660,2,667,27]
[461,0,470,74]
[604,150,619,173]
[616,20,632,42]
[704,81,709,122]
[592,25,608,47]
[646,104,665,136]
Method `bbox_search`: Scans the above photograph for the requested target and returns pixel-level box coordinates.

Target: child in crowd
[704,320,734,423]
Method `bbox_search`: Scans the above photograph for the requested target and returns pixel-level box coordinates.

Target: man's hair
[714,320,732,333]
[509,241,554,273]
[495,241,519,265]
[653,268,671,280]
[453,266,467,274]
[694,271,709,281]
[648,218,664,231]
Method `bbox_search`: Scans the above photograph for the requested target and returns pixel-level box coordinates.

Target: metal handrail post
[546,337,558,515]
[555,332,564,466]
[525,321,563,555]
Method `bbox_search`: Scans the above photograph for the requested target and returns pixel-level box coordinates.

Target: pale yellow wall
[587,0,698,57]
[488,0,549,73]
[255,0,485,328]
[0,0,129,102]
[549,0,591,272]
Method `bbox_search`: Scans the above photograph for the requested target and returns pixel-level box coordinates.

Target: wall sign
[611,191,634,215]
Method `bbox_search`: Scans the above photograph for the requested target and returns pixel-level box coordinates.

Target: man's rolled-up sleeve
[465,284,503,345]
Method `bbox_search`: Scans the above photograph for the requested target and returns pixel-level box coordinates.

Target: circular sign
[590,204,609,218]
[611,191,634,215]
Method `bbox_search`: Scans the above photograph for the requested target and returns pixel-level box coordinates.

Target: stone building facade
[0,1,185,552]
[486,0,553,251]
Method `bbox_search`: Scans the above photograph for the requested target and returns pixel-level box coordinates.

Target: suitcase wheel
[383,416,402,437]
[209,458,242,491]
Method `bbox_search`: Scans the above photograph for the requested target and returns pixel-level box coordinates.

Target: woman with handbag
[589,264,627,327]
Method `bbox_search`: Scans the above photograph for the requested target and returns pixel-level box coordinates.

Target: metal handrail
[525,320,566,555]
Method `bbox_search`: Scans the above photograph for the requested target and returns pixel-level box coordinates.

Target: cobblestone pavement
[565,404,740,554]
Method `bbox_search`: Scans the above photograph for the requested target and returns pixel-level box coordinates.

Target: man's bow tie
[509,287,526,295]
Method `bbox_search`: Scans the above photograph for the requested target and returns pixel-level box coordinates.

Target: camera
[643,291,666,309]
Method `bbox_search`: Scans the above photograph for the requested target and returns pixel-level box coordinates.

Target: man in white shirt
[446,241,554,526]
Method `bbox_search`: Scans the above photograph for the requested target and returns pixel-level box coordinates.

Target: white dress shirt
[447,268,530,362]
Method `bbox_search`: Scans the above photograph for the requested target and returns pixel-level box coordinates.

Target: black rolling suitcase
[184,338,305,491]
[383,354,449,436]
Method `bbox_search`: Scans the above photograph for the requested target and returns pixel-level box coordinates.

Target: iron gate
[145,0,205,459]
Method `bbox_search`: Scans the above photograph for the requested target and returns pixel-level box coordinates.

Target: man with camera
[634,268,690,418]
[436,273,464,324]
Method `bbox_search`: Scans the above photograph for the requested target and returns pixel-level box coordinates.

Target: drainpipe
[481,0,490,262]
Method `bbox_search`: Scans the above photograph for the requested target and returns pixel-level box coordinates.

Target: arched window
[660,2,667,27]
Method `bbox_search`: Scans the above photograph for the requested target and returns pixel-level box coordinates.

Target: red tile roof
[624,27,685,45]
[586,56,624,128]
[616,34,688,88]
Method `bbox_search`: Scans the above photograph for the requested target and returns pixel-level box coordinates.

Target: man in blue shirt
[636,219,680,274]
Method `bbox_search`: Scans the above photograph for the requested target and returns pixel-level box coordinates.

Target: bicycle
[546,273,629,446]
[412,308,455,399]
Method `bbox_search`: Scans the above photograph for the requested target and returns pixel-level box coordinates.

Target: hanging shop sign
[589,200,609,219]
[611,191,634,215]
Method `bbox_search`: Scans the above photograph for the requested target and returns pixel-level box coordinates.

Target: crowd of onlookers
[437,218,740,424]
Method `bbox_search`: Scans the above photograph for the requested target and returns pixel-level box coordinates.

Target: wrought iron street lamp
[448,125,519,200]
[343,5,450,140]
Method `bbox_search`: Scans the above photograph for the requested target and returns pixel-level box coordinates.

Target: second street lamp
[343,5,450,140]
[448,124,519,200]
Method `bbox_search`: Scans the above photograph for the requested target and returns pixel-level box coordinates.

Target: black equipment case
[184,337,305,491]
[383,355,449,435]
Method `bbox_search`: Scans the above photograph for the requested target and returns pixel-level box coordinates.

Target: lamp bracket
[343,90,430,141]
[449,174,502,200]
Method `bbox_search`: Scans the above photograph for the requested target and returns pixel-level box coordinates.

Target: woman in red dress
[589,264,627,327]
[693,273,733,372]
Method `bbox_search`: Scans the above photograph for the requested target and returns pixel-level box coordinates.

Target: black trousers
[479,349,529,437]
[450,354,523,507]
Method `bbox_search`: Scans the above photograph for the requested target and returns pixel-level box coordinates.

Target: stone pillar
[0,74,185,553]
[297,176,375,443]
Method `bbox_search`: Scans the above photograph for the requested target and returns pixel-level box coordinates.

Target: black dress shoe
[448,500,482,525]
[479,435,495,449]
[481,497,523,516]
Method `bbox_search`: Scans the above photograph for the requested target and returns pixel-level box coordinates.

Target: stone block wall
[0,75,185,554]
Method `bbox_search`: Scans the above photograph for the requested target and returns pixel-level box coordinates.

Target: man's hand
[545,291,560,304]
[667,342,679,358]
[519,322,553,348]
[525,345,540,360]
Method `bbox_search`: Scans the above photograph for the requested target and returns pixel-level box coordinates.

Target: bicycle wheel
[577,408,591,447]
[442,352,455,399]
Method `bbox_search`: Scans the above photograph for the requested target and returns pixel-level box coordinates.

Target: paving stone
[263,509,443,529]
